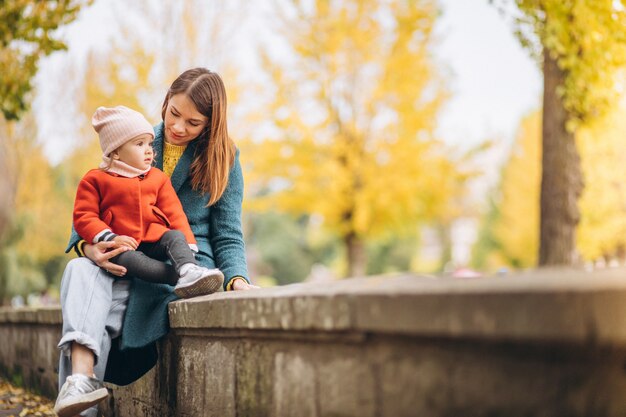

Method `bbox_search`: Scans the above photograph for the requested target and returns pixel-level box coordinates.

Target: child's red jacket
[73,167,196,245]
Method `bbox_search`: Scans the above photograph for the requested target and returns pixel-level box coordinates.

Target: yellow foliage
[481,105,626,266]
[2,114,72,263]
[243,0,458,246]
[514,0,626,128]
[493,112,541,268]
[577,108,626,260]
[0,0,91,119]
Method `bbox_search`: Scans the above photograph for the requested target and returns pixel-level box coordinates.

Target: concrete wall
[0,307,61,397]
[3,269,626,416]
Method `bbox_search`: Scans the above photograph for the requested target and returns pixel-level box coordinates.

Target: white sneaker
[174,265,224,298]
[54,374,108,417]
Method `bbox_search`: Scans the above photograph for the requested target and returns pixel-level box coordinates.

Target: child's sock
[179,263,195,276]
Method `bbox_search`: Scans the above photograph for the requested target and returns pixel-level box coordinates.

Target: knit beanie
[92,106,155,157]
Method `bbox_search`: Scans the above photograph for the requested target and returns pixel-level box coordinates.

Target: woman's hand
[83,241,130,277]
[232,278,260,291]
[113,235,138,250]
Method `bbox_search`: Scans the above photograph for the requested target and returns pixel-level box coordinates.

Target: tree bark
[345,232,366,278]
[539,50,584,266]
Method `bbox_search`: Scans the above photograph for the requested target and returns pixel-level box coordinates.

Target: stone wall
[0,307,61,397]
[2,269,626,416]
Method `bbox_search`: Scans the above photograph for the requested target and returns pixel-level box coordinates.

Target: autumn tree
[577,107,626,263]
[0,0,91,120]
[496,0,626,265]
[0,114,70,301]
[472,112,541,271]
[0,125,15,242]
[0,0,91,245]
[244,0,461,277]
[473,105,626,270]
[495,113,541,267]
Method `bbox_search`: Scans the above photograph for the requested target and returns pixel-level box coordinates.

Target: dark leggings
[111,230,197,285]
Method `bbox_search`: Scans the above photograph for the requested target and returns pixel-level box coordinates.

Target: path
[0,378,55,417]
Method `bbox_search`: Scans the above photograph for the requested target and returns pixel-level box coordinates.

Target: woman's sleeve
[209,149,250,287]
[65,226,84,255]
[65,174,95,254]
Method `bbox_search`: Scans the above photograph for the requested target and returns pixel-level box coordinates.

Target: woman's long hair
[161,68,236,206]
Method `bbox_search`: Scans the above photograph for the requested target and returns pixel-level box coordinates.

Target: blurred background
[1,0,625,306]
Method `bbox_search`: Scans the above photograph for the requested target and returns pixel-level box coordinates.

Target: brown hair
[161,68,236,206]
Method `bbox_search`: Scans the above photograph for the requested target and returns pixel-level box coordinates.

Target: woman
[54,68,258,417]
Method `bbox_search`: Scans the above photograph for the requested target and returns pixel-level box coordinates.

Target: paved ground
[0,378,55,416]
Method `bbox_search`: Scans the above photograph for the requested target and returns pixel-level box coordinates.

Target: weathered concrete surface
[3,269,626,416]
[168,269,626,344]
[0,307,61,398]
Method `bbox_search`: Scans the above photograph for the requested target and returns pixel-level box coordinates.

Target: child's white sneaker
[54,374,108,417]
[174,265,224,298]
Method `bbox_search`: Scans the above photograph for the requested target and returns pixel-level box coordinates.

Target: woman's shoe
[54,374,108,417]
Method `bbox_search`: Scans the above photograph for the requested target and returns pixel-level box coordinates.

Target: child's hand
[113,235,138,250]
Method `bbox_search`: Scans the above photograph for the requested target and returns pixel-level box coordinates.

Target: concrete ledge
[0,307,62,325]
[170,268,626,345]
[2,269,626,416]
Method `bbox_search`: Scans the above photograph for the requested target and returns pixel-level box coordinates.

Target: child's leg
[111,250,179,285]
[110,230,195,285]
[152,229,198,273]
[154,230,224,298]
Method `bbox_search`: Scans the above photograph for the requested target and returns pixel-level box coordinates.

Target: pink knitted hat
[92,106,154,156]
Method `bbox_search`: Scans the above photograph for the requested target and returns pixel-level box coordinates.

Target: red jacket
[73,168,196,245]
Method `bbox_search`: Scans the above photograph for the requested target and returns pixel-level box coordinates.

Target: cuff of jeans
[57,331,101,364]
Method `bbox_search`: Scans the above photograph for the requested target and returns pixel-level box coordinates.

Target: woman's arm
[66,214,130,276]
[209,150,252,288]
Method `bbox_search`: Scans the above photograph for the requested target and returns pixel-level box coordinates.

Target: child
[73,105,223,298]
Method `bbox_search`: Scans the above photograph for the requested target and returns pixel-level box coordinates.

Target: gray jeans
[57,257,131,417]
[111,229,197,285]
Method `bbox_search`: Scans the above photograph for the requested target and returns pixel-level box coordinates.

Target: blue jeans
[57,258,131,417]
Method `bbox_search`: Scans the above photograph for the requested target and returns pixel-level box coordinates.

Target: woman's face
[163,93,209,146]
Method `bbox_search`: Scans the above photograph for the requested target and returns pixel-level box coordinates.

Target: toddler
[73,105,223,298]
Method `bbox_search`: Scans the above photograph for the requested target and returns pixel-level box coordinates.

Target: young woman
[54,68,258,417]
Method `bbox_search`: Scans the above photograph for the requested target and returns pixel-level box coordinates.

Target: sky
[34,0,543,165]
[433,0,542,147]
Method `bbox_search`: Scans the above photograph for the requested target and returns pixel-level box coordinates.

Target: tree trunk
[345,232,366,278]
[539,50,584,266]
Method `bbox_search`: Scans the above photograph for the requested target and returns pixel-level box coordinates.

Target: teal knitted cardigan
[65,122,249,384]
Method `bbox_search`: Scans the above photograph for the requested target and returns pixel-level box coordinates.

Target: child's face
[113,134,154,170]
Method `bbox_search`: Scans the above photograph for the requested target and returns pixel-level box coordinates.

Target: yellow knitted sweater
[162,141,187,177]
